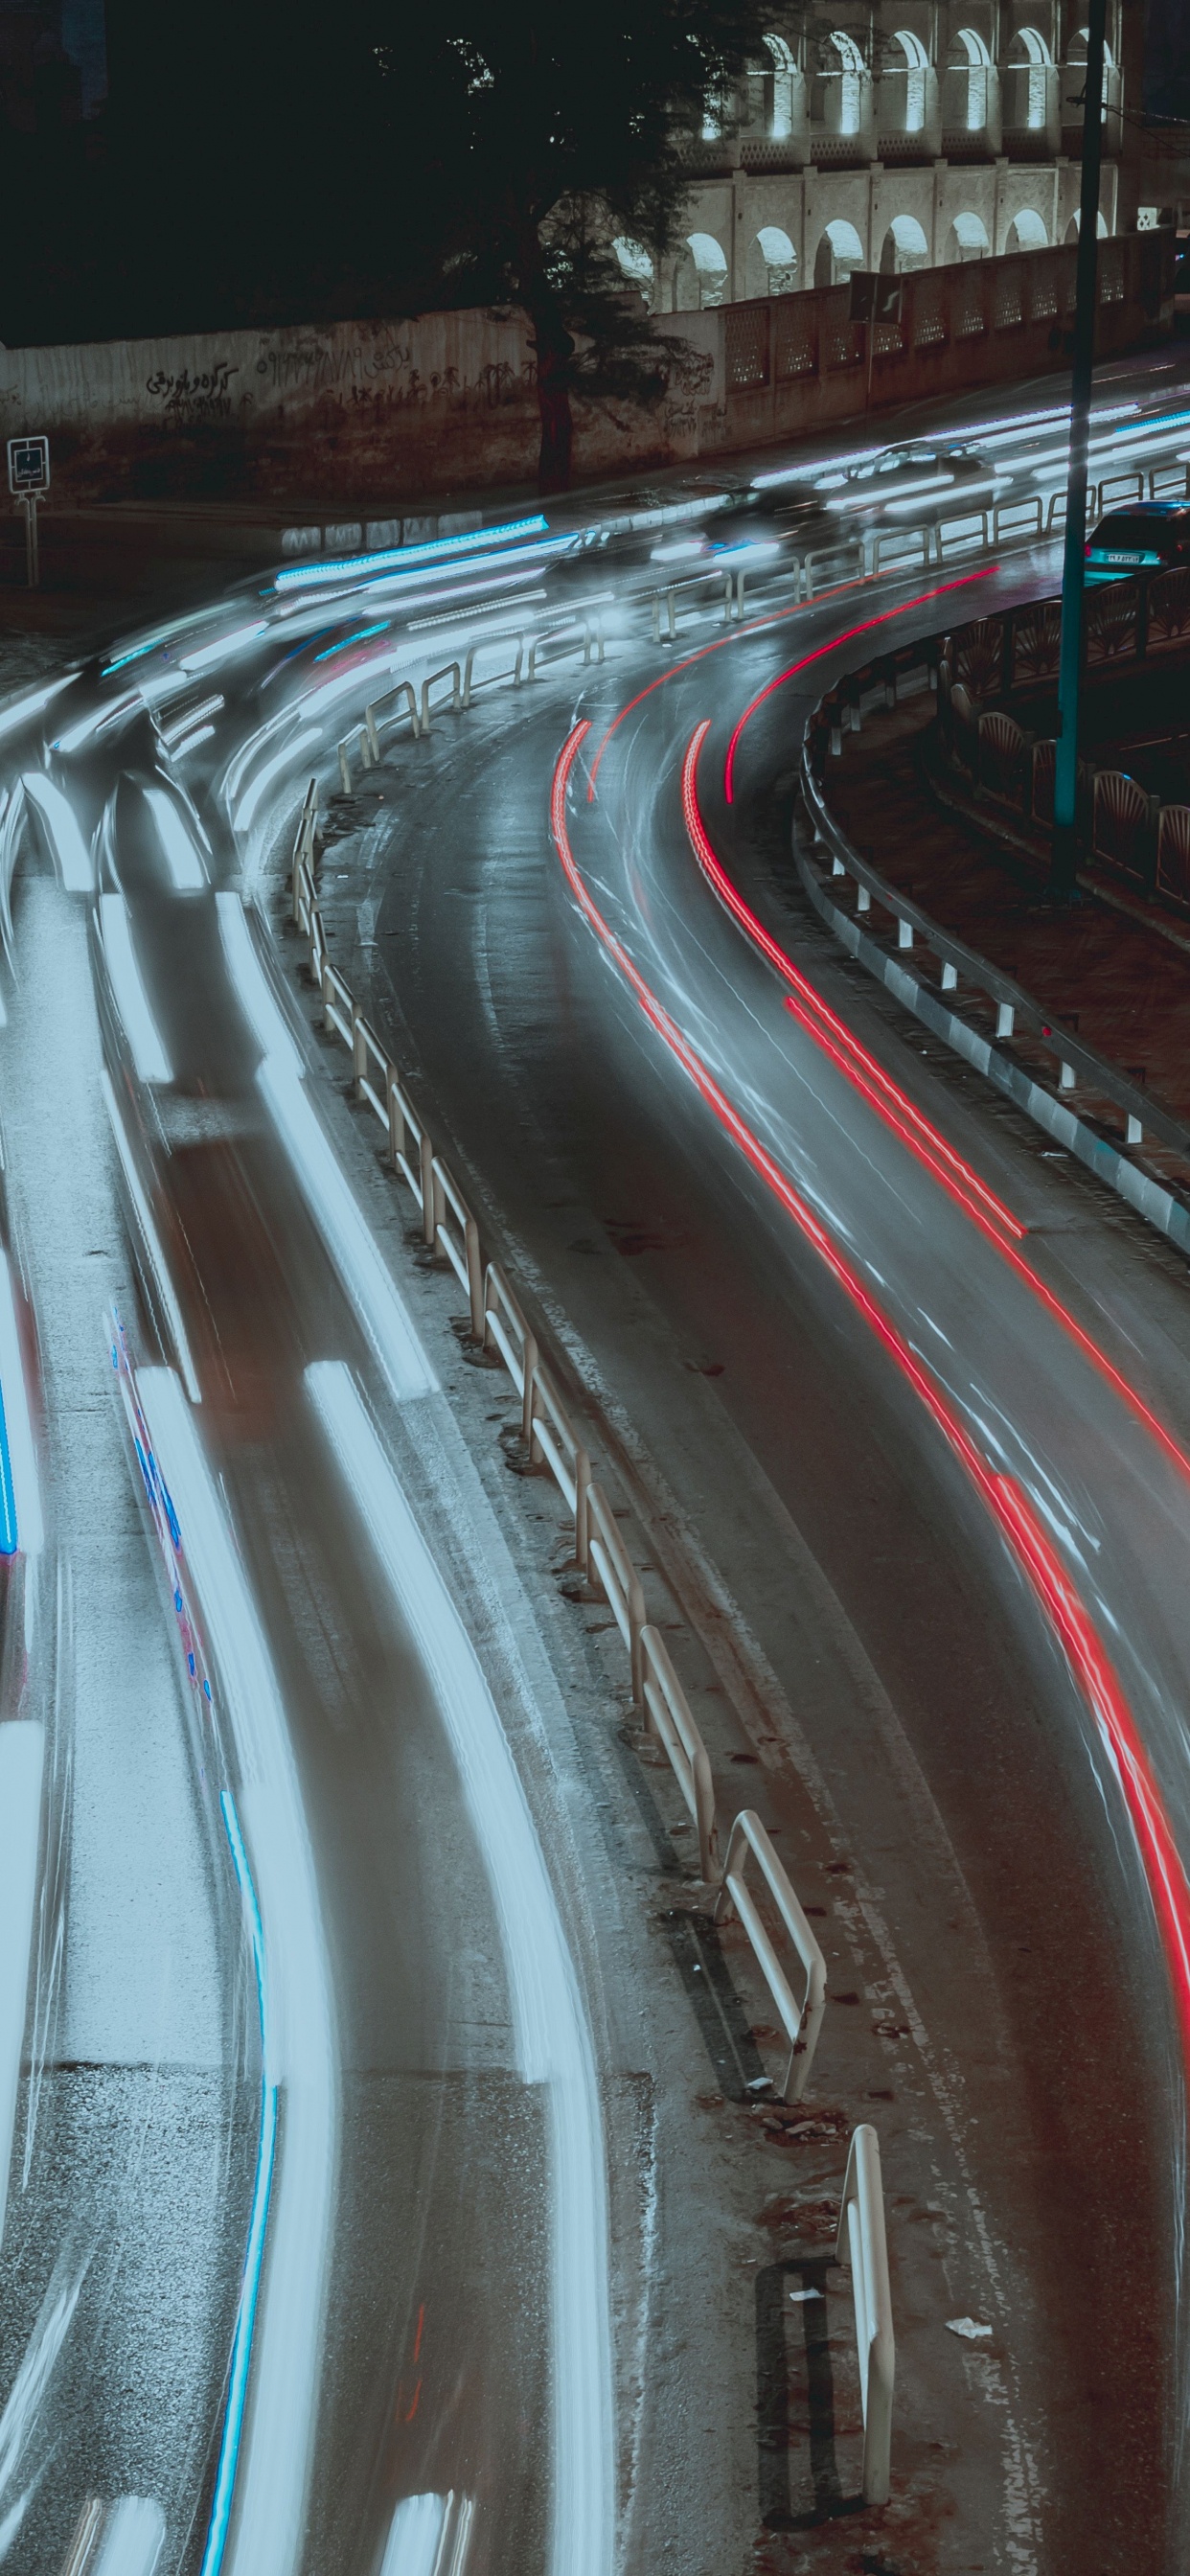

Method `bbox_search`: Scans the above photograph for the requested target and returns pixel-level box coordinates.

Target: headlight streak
[160,695,224,749]
[131,1364,338,2576]
[551,719,1190,2075]
[88,2496,167,2576]
[681,722,1190,1489]
[407,586,549,634]
[0,1723,45,2251]
[311,621,390,665]
[216,895,305,1075]
[144,789,208,892]
[100,1071,201,1404]
[21,773,92,891]
[169,723,217,761]
[199,1790,278,2576]
[0,1254,42,1555]
[0,675,73,742]
[379,2492,472,2576]
[273,513,550,592]
[233,728,323,836]
[97,894,172,1085]
[179,623,268,677]
[221,708,303,809]
[255,1055,436,1404]
[54,693,143,756]
[306,1359,613,2576]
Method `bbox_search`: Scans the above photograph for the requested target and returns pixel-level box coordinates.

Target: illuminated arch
[827,28,865,135]
[814,216,865,288]
[764,31,797,137]
[948,27,992,130]
[753,224,798,296]
[880,212,929,273]
[1009,26,1054,129]
[945,209,991,262]
[1064,208,1110,242]
[1007,207,1049,251]
[890,27,929,132]
[686,230,729,309]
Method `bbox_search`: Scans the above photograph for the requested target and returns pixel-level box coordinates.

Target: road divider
[714,1809,825,2103]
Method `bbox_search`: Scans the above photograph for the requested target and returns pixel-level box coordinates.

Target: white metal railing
[714,1807,826,2100]
[993,494,1042,546]
[1098,469,1144,513]
[640,1624,717,1879]
[836,2123,895,2506]
[338,616,609,785]
[869,526,930,581]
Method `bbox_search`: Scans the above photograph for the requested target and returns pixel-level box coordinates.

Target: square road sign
[8,437,50,495]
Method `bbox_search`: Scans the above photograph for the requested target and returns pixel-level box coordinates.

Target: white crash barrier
[836,2122,895,2506]
[641,1623,718,1879]
[714,1807,825,2101]
[337,615,608,784]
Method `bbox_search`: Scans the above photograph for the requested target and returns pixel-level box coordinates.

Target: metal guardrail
[802,676,1190,1169]
[288,781,853,2040]
[337,615,607,786]
[715,1808,825,2099]
[836,2124,895,2507]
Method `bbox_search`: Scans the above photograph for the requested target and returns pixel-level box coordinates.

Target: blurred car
[1084,501,1190,584]
[706,441,1004,556]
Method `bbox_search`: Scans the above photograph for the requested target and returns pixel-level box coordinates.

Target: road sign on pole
[8,437,49,590]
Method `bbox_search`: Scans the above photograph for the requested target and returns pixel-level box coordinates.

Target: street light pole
[1050,0,1109,898]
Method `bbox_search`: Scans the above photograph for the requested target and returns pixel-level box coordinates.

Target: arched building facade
[623,2,1148,314]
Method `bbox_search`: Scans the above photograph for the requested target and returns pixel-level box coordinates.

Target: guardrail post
[995,1001,1015,1038]
[715,1810,827,2100]
[420,677,432,735]
[464,1215,485,1342]
[352,1003,367,1099]
[856,883,870,913]
[520,1332,539,1454]
[836,2125,895,2508]
[419,1129,435,1245]
[897,918,913,951]
[365,705,379,761]
[386,1068,405,1169]
[574,1447,591,1576]
[941,959,957,990]
[338,742,352,794]
[1060,1060,1075,1089]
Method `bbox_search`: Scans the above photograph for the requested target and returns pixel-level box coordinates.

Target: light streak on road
[308,1360,613,2576]
[273,515,550,593]
[0,1253,44,1555]
[97,893,172,1084]
[0,1722,45,2249]
[217,894,305,1074]
[0,676,72,743]
[20,771,91,892]
[233,728,322,835]
[90,2496,167,2576]
[200,1792,278,2576]
[681,723,1190,1489]
[133,1364,338,2576]
[145,788,208,892]
[551,720,1190,2076]
[380,2491,472,2576]
[179,624,267,677]
[0,2256,85,2555]
[101,1071,202,1404]
[256,1055,437,1403]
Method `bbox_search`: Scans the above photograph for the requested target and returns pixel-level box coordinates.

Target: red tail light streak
[552,716,1190,2072]
[680,719,1190,1491]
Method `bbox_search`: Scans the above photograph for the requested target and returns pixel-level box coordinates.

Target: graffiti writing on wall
[145,361,240,425]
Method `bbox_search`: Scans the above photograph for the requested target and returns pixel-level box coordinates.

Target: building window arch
[1007,206,1049,252]
[827,28,866,135]
[890,27,930,132]
[880,212,929,273]
[948,27,992,131]
[1009,26,1054,129]
[754,224,798,296]
[764,31,797,137]
[945,209,991,262]
[814,217,865,288]
[686,230,728,308]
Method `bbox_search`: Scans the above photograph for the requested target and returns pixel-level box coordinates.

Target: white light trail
[0,1254,44,1555]
[170,723,217,760]
[100,1071,201,1403]
[0,1722,44,2253]
[91,2497,167,2576]
[273,513,548,592]
[257,1058,435,1404]
[20,772,91,892]
[133,1365,337,2576]
[145,788,208,892]
[180,622,267,676]
[54,692,142,755]
[308,1361,613,2576]
[216,895,304,1074]
[222,707,301,808]
[98,894,172,1084]
[0,675,72,744]
[234,728,322,836]
[407,587,549,633]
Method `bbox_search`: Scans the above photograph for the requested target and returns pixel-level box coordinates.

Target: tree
[365,4,778,492]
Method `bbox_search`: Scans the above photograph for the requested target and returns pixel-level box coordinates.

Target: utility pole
[1050,0,1108,898]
